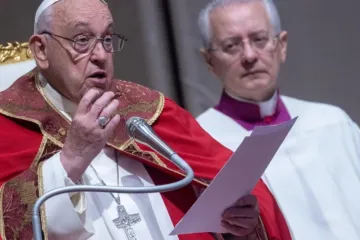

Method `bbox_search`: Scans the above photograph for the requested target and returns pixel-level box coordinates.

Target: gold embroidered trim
[0,108,63,148]
[0,136,48,240]
[132,142,166,167]
[107,92,165,151]
[35,73,166,151]
[0,183,6,239]
[111,93,164,151]
[34,137,49,239]
[128,142,209,188]
[148,92,165,125]
[110,85,165,150]
[37,161,49,240]
[116,139,134,151]
[31,136,48,168]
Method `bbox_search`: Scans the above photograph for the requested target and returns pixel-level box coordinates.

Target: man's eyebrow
[220,30,270,42]
[220,36,242,43]
[107,22,114,30]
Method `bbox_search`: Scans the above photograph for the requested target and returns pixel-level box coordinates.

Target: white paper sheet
[170,118,297,235]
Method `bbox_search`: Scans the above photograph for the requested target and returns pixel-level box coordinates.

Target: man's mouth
[88,71,107,79]
[242,70,266,78]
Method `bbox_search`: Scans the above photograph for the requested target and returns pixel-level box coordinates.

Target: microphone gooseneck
[32,117,194,240]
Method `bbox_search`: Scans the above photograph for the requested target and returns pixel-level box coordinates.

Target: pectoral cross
[113,204,142,240]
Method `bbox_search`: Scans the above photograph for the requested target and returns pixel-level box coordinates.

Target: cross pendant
[113,204,141,240]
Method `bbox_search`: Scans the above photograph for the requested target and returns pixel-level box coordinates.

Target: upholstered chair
[0,42,36,91]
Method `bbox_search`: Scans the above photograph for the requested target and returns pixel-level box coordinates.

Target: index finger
[77,89,101,114]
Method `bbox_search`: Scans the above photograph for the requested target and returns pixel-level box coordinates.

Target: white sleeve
[41,152,94,240]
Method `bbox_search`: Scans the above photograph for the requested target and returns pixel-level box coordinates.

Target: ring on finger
[98,116,110,128]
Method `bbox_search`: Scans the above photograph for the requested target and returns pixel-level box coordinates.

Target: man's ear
[29,34,49,70]
[278,31,288,63]
[200,48,214,72]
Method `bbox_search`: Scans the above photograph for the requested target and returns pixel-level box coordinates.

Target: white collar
[225,90,278,118]
[39,74,76,121]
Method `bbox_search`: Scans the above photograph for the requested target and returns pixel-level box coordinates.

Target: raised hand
[60,89,121,182]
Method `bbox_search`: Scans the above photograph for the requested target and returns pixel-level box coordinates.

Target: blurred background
[1,0,360,123]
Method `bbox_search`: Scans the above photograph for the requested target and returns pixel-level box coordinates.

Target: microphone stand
[32,154,193,240]
[32,117,195,240]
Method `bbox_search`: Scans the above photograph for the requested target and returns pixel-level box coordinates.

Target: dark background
[1,0,359,123]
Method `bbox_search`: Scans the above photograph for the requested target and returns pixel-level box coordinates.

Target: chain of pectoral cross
[90,150,142,240]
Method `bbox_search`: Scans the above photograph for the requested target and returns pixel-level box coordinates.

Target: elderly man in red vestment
[0,0,291,239]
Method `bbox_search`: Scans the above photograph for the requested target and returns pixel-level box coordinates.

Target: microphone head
[125,116,175,159]
[126,117,148,138]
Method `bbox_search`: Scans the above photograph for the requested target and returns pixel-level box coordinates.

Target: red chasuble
[0,69,291,240]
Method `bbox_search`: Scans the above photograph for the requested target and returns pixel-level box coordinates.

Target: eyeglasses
[208,34,279,56]
[42,31,128,54]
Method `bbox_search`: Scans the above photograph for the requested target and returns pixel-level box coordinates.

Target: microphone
[126,116,194,189]
[32,117,194,240]
[126,117,175,159]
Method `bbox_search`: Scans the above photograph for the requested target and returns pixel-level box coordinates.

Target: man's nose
[241,42,258,65]
[90,41,107,63]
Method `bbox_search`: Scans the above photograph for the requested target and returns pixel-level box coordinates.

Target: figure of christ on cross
[113,204,142,240]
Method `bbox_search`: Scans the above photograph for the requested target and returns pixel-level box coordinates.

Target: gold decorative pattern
[37,161,49,240]
[32,71,165,150]
[0,135,52,240]
[18,182,38,225]
[127,142,167,167]
[125,142,210,188]
[2,177,38,239]
[147,92,164,125]
[31,136,48,168]
[0,183,5,239]
[0,42,33,64]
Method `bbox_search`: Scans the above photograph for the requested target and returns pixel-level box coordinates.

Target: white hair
[34,6,54,34]
[198,0,282,49]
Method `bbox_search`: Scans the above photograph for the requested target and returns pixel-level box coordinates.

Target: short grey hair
[34,6,54,34]
[198,0,282,49]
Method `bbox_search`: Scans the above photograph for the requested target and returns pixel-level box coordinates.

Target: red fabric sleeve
[0,114,43,186]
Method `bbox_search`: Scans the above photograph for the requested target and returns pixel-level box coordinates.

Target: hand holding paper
[171,118,297,236]
[221,195,260,236]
